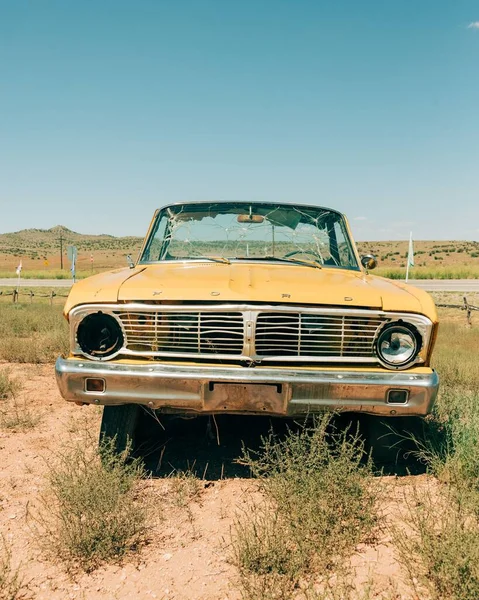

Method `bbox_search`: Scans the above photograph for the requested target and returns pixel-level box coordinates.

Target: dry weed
[32,431,149,572]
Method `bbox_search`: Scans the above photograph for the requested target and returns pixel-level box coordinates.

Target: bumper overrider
[55,357,439,417]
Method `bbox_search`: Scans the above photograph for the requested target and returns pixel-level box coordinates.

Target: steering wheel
[283,249,323,262]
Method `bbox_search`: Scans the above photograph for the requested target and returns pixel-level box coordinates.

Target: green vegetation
[0,225,142,254]
[0,269,103,280]
[0,537,25,600]
[0,304,68,363]
[391,323,479,599]
[0,370,19,400]
[0,369,38,431]
[35,434,149,572]
[375,266,479,280]
[232,415,379,600]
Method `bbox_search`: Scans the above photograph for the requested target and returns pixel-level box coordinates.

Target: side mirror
[126,254,135,269]
[361,255,377,271]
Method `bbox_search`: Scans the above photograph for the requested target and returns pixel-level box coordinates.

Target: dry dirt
[0,363,431,600]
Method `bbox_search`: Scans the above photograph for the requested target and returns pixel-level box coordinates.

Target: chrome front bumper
[55,358,439,417]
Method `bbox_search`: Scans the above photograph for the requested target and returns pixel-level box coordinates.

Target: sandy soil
[0,363,431,600]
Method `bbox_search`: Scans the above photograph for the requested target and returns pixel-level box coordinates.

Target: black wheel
[99,404,141,455]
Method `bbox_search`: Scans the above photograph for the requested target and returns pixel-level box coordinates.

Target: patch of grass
[0,536,25,600]
[231,414,379,599]
[0,370,19,400]
[0,370,37,431]
[0,270,75,280]
[1,396,39,432]
[0,304,68,363]
[394,484,479,600]
[34,433,149,572]
[375,266,479,279]
[168,468,202,509]
[393,320,479,600]
[413,323,479,490]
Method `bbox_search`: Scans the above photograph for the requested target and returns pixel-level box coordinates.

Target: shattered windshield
[140,203,359,270]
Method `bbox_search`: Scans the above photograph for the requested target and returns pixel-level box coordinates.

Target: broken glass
[140,202,359,271]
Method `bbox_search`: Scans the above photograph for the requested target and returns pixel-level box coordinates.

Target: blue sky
[0,0,478,241]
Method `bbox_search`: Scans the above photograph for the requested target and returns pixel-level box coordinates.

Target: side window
[142,215,168,262]
[333,221,354,267]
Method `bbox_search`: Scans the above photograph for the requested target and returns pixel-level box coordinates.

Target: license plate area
[203,382,288,414]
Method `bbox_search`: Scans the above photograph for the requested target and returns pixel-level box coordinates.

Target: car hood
[65,261,435,320]
[63,262,436,320]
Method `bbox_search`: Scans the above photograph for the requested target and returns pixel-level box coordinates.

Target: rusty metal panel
[203,382,289,414]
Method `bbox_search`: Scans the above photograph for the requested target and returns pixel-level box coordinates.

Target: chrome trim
[374,322,422,371]
[69,303,433,367]
[55,357,439,417]
[75,312,126,362]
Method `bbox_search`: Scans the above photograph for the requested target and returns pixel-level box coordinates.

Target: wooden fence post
[463,296,472,327]
[12,290,18,303]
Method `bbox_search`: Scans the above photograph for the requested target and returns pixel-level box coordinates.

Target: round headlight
[77,312,124,359]
[376,323,420,368]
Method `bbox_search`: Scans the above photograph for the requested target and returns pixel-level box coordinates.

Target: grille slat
[118,311,245,355]
[255,313,383,358]
[116,309,385,360]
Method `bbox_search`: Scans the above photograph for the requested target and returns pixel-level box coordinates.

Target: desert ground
[1,293,479,600]
[0,365,424,600]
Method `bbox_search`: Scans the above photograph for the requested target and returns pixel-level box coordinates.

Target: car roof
[156,200,345,219]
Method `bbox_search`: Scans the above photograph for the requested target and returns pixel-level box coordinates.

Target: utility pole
[60,232,64,270]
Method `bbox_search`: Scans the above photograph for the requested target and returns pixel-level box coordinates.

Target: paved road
[0,278,74,288]
[407,280,479,292]
[1,278,479,292]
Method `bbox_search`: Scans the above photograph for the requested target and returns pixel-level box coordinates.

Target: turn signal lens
[85,378,106,393]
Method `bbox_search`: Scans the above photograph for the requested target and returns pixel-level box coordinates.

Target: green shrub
[232,415,379,599]
[35,434,149,572]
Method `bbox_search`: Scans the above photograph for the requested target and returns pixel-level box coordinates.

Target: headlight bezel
[74,311,125,361]
[374,320,423,370]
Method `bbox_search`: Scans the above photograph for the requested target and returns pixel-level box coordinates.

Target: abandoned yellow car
[55,201,439,450]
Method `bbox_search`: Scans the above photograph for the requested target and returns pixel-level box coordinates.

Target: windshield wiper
[187,255,231,264]
[235,256,322,269]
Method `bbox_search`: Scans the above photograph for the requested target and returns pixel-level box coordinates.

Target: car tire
[99,404,141,456]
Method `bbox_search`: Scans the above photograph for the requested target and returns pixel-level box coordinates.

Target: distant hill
[1,225,479,275]
[0,226,143,259]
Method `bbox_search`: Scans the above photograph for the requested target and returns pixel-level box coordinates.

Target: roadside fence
[435,296,479,327]
[0,289,69,305]
[1,289,478,325]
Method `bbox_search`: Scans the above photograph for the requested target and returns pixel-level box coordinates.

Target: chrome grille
[115,308,385,361]
[255,313,384,358]
[117,311,244,355]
